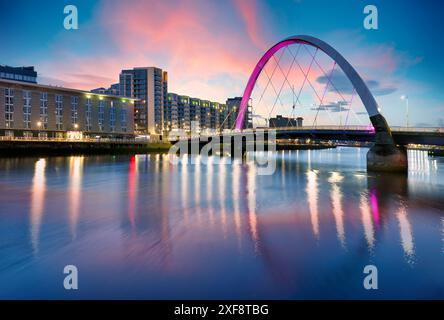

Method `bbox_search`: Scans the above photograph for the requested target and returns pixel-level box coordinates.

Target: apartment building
[0,79,136,139]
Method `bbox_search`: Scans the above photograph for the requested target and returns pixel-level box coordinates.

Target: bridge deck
[193,126,444,146]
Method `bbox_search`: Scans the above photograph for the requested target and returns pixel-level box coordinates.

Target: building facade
[119,67,168,135]
[165,93,253,133]
[0,65,37,83]
[0,79,135,139]
[226,97,253,129]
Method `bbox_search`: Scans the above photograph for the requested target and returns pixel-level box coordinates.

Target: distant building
[296,117,303,127]
[0,65,37,83]
[0,78,136,139]
[91,83,120,96]
[165,93,229,133]
[119,67,168,135]
[269,115,303,128]
[164,94,253,133]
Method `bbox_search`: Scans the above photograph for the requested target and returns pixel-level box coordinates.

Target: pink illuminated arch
[235,35,387,133]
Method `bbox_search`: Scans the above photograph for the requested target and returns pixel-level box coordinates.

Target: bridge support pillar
[367,144,408,173]
[367,114,408,173]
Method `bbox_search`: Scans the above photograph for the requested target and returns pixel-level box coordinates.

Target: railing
[0,136,151,144]
[258,125,373,132]
[199,126,444,135]
[169,125,444,141]
[2,127,443,144]
[390,127,444,133]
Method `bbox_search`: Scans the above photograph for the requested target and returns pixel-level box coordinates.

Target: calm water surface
[0,147,443,299]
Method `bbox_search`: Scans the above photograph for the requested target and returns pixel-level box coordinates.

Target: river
[0,147,443,299]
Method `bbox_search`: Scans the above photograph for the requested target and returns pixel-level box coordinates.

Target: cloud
[35,0,270,102]
[311,100,350,113]
[316,69,397,96]
[96,0,265,96]
[232,0,268,49]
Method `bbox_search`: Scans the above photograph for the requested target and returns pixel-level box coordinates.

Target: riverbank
[0,140,336,157]
[275,143,335,150]
[0,140,172,157]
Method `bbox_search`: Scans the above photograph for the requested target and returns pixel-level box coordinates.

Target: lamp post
[37,121,42,139]
[401,95,409,127]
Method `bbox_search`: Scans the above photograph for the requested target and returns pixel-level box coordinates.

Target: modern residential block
[0,79,136,139]
[119,67,168,135]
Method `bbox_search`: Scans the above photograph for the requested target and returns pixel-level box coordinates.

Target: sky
[1,0,443,127]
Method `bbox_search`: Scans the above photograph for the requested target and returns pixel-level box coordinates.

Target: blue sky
[1,0,443,127]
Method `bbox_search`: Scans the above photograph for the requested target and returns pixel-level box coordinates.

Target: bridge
[173,35,443,173]
[240,126,444,146]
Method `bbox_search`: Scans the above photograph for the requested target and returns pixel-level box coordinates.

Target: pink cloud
[233,0,269,50]
[94,0,267,100]
[34,2,413,119]
[34,0,272,102]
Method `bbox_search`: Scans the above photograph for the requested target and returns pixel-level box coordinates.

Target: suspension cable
[267,46,314,121]
[312,61,337,127]
[301,45,363,125]
[343,89,356,130]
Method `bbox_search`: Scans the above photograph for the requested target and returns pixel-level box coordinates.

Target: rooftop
[0,78,138,101]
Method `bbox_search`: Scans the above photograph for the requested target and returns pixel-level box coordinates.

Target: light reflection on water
[0,147,443,299]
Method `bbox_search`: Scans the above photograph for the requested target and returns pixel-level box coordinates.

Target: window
[55,95,63,130]
[109,101,116,132]
[5,88,14,128]
[98,100,105,131]
[23,90,31,129]
[120,107,127,132]
[85,98,92,131]
[39,92,48,129]
[71,96,78,127]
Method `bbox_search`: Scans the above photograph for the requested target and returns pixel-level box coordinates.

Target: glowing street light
[74,124,79,130]
[37,121,42,128]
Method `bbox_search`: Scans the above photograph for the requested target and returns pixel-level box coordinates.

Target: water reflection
[206,156,215,226]
[232,160,242,249]
[246,162,259,253]
[442,217,444,254]
[306,170,320,239]
[219,157,228,237]
[369,190,381,227]
[30,158,46,254]
[68,157,84,239]
[127,155,137,229]
[360,193,375,251]
[194,155,202,225]
[181,155,189,223]
[329,171,346,248]
[396,205,415,264]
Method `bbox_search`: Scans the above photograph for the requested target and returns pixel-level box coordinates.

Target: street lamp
[74,123,79,130]
[401,95,409,127]
[36,121,42,139]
